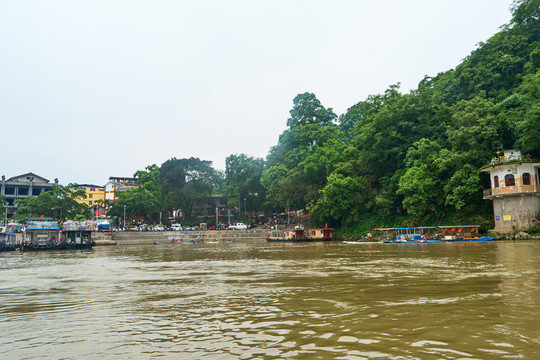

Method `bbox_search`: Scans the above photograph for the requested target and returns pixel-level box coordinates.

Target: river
[1,240,539,359]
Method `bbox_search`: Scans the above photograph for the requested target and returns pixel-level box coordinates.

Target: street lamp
[244,197,246,222]
[123,205,126,230]
[4,202,8,225]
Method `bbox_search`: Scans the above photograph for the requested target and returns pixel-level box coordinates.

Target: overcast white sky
[1,0,513,185]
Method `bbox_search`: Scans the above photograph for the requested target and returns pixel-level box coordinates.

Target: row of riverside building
[1,174,138,218]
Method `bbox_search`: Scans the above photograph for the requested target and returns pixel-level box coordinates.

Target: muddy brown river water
[1,240,539,359]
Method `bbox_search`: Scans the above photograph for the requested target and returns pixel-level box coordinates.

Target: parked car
[154,225,166,231]
[171,224,183,231]
[228,222,247,230]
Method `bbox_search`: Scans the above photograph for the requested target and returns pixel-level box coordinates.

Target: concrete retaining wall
[109,229,269,245]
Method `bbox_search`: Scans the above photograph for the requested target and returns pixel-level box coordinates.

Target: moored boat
[155,234,200,245]
[1,223,21,251]
[267,225,334,242]
[21,217,62,250]
[61,221,95,249]
[373,225,494,243]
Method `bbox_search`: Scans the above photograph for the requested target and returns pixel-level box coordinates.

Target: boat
[21,217,62,250]
[154,240,196,245]
[205,239,232,244]
[267,225,334,242]
[372,226,494,243]
[61,221,96,249]
[343,240,379,244]
[0,223,21,251]
[154,234,200,245]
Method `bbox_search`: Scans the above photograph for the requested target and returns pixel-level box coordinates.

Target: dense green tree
[134,164,162,198]
[286,92,337,129]
[397,139,446,218]
[446,93,501,164]
[225,154,266,213]
[14,184,90,222]
[515,70,540,156]
[107,187,161,225]
[160,157,217,216]
[263,93,341,211]
[1,194,7,222]
[444,164,483,210]
[511,0,540,27]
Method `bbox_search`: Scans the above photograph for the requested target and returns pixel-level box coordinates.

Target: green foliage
[225,154,266,212]
[397,139,445,217]
[14,184,91,222]
[511,0,540,27]
[0,194,7,222]
[106,187,161,221]
[515,70,540,156]
[309,171,370,227]
[160,157,217,216]
[134,164,162,198]
[263,93,342,211]
[287,92,337,129]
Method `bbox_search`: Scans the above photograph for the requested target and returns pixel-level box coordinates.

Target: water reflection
[1,241,539,359]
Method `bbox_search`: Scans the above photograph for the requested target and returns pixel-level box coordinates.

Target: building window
[89,201,93,205]
[505,174,515,187]
[493,175,499,188]
[522,173,531,186]
[89,194,93,199]
[91,188,95,192]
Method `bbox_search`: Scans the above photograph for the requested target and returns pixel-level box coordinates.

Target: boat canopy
[373,226,480,231]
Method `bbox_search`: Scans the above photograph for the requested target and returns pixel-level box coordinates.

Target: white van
[171,224,183,231]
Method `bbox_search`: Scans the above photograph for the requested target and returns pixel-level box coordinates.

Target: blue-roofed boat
[373,226,494,244]
[0,223,21,251]
[21,217,62,250]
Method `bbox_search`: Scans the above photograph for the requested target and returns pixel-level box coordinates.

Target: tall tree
[225,154,266,213]
[14,184,90,222]
[263,93,340,211]
[160,157,217,216]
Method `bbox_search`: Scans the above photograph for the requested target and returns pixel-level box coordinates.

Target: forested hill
[261,0,540,233]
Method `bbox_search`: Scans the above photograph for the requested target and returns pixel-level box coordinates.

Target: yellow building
[76,184,106,216]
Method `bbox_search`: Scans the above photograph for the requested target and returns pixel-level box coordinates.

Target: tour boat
[267,226,334,242]
[61,221,95,249]
[21,217,62,250]
[372,226,494,243]
[0,223,20,251]
[154,234,203,245]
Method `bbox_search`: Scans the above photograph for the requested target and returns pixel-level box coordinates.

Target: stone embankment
[103,228,269,245]
[487,229,540,240]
